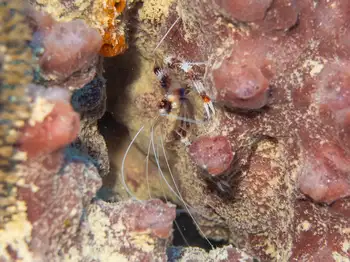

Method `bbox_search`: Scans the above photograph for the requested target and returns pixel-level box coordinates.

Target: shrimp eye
[158,99,172,113]
[153,67,161,75]
[158,100,165,109]
[201,93,211,103]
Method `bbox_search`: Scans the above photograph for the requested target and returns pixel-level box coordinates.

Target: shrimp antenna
[145,138,153,199]
[151,127,214,249]
[159,133,214,249]
[121,125,145,201]
[153,16,181,53]
[160,113,204,125]
[149,125,190,246]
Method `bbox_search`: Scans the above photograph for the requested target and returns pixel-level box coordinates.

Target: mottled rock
[16,151,101,261]
[73,122,109,177]
[298,143,350,204]
[167,245,255,262]
[64,199,176,262]
[315,61,350,150]
[258,0,299,31]
[19,98,80,159]
[290,201,350,261]
[214,0,273,22]
[71,77,109,176]
[30,9,102,89]
[108,0,350,260]
[212,62,270,110]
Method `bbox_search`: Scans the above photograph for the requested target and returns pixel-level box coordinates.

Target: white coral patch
[29,97,55,126]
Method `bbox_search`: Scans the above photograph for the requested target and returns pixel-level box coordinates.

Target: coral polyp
[99,27,127,57]
[98,0,127,57]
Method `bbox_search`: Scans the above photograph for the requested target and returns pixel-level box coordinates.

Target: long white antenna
[121,126,145,201]
[151,128,214,249]
[153,17,181,53]
[160,113,204,125]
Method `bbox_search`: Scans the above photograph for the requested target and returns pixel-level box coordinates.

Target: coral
[290,201,350,261]
[167,245,255,262]
[63,199,176,262]
[3,0,350,261]
[30,10,102,89]
[71,77,109,177]
[211,62,270,110]
[99,0,127,57]
[298,143,350,204]
[19,85,80,159]
[105,0,350,261]
[39,19,101,81]
[30,0,128,58]
[1,4,104,261]
[189,136,234,176]
[0,1,35,261]
[72,122,110,177]
[214,0,273,22]
[16,151,101,261]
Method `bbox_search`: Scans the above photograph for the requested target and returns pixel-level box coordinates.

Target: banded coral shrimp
[115,16,226,249]
[120,67,216,248]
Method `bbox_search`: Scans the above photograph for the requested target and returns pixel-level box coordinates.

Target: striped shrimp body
[120,16,217,249]
[160,54,216,121]
[120,62,215,248]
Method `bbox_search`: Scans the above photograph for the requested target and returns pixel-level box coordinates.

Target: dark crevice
[172,211,228,251]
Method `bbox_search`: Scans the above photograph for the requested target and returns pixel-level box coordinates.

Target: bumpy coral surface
[30,0,128,58]
[16,151,101,261]
[1,2,35,261]
[63,199,176,262]
[29,9,103,89]
[108,0,350,261]
[1,2,108,261]
[2,1,186,261]
[167,245,254,262]
[71,77,110,177]
[3,0,350,261]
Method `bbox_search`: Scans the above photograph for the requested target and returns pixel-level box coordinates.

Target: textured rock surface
[71,77,109,177]
[1,1,183,261]
[214,0,273,22]
[106,0,350,261]
[0,1,35,261]
[0,3,108,261]
[30,0,128,58]
[167,245,255,262]
[16,151,101,261]
[63,199,176,262]
[29,9,102,89]
[3,0,350,261]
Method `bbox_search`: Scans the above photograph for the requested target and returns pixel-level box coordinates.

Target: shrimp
[120,13,218,249]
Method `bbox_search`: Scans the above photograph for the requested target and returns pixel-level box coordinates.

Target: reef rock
[64,199,176,262]
[16,151,101,261]
[107,0,350,261]
[167,245,255,262]
[29,9,102,89]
